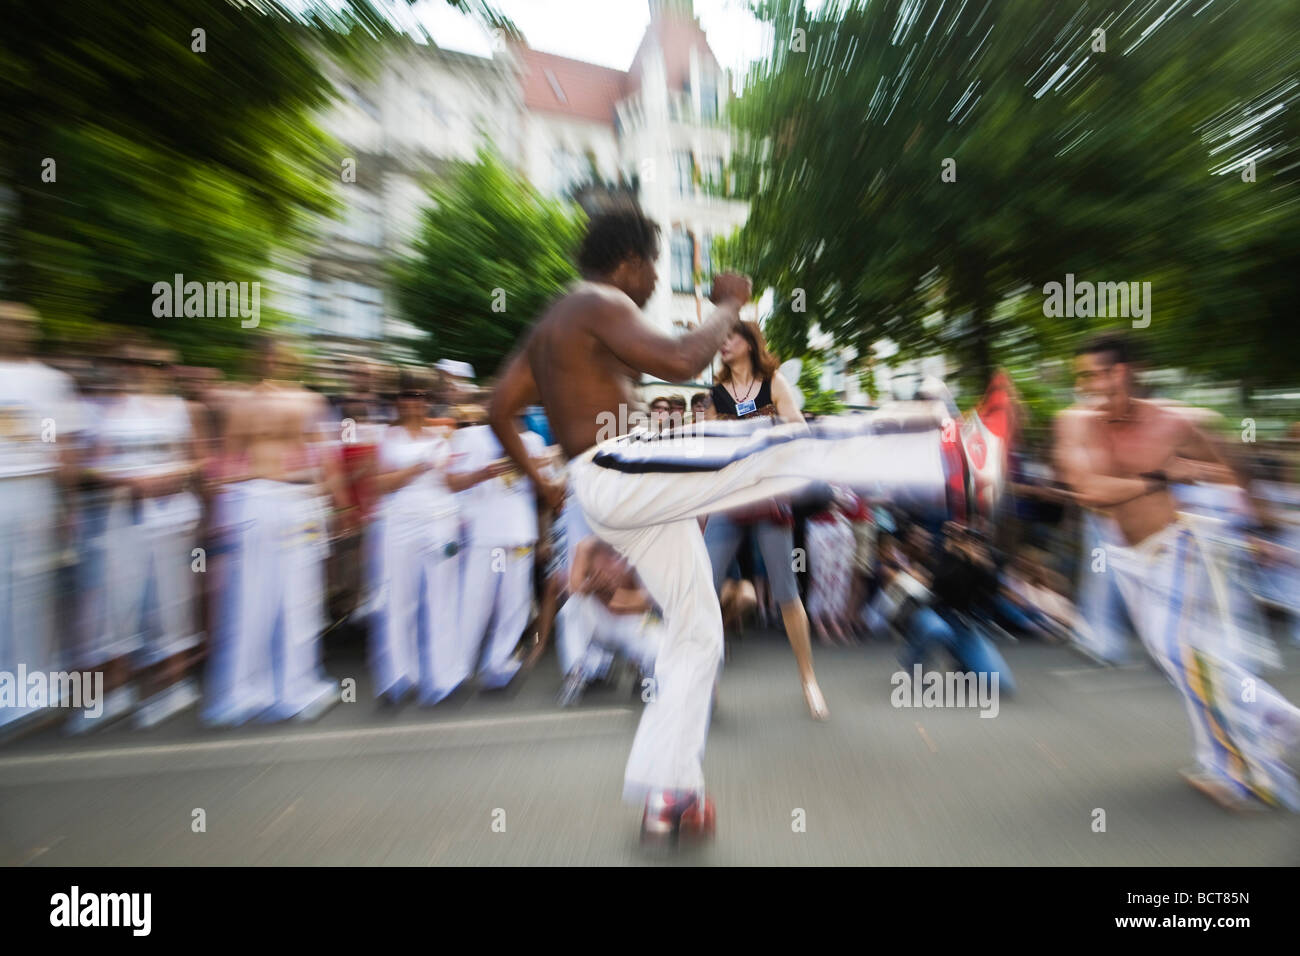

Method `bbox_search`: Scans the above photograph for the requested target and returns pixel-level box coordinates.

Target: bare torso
[227,381,324,483]
[1059,400,1183,545]
[525,283,646,460]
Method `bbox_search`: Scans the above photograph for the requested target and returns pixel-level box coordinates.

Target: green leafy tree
[733,0,1300,398]
[796,353,844,416]
[0,0,506,371]
[391,150,586,378]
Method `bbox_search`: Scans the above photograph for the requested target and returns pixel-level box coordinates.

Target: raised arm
[593,273,752,383]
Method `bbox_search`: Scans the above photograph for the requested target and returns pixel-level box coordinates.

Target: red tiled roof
[627,10,719,96]
[513,45,629,126]
[512,8,721,126]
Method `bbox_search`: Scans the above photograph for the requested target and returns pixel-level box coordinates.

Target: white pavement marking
[1047,663,1167,693]
[0,707,635,771]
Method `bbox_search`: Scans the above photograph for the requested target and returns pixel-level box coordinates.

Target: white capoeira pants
[556,593,661,681]
[1104,517,1300,809]
[203,480,337,725]
[79,490,202,670]
[569,419,940,803]
[367,506,462,703]
[460,543,535,689]
[0,475,59,727]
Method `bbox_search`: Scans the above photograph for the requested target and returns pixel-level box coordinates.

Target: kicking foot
[802,679,829,721]
[640,791,717,848]
[1179,768,1270,813]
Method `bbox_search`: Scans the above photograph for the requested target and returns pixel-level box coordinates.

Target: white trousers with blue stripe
[1104,517,1300,809]
[569,422,925,803]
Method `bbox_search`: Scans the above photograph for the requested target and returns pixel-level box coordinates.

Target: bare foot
[1179,768,1269,812]
[802,679,829,721]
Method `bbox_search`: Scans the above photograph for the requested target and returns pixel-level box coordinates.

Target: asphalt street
[2,632,1299,865]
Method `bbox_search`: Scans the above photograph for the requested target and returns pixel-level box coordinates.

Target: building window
[671,229,694,294]
[552,147,586,197]
[673,151,694,198]
[700,72,718,121]
[338,189,383,248]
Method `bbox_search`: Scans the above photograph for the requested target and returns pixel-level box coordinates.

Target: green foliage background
[390,151,586,380]
[730,0,1300,412]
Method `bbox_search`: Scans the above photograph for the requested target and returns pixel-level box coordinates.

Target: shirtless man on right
[1054,331,1300,810]
[202,339,345,726]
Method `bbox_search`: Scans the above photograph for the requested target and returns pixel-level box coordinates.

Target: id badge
[734,398,757,416]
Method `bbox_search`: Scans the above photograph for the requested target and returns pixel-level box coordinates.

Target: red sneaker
[678,794,717,844]
[640,791,679,846]
[639,791,717,846]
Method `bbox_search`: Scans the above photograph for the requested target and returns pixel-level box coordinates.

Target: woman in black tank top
[710,377,774,419]
[703,319,829,720]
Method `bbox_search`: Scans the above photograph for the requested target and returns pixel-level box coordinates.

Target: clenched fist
[710,272,753,307]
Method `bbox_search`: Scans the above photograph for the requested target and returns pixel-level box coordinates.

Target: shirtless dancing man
[487,208,946,844]
[1055,331,1300,810]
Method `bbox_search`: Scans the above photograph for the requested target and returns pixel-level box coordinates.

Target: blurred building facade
[272,0,747,384]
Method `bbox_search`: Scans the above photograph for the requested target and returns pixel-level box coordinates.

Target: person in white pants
[482,207,969,845]
[0,303,83,733]
[556,534,662,706]
[451,418,548,690]
[202,341,347,726]
[73,343,202,731]
[368,374,511,706]
[567,419,943,805]
[1056,331,1300,811]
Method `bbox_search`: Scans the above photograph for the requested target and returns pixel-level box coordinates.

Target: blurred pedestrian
[1056,331,1300,810]
[451,414,549,691]
[705,318,828,720]
[0,303,85,732]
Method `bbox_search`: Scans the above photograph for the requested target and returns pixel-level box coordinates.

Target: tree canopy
[730,0,1300,403]
[390,150,586,378]
[0,0,504,371]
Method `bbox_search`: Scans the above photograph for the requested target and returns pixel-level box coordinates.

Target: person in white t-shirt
[367,373,511,706]
[0,303,84,731]
[450,418,549,690]
[72,343,201,731]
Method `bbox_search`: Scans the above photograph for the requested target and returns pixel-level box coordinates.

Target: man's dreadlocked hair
[577,205,661,277]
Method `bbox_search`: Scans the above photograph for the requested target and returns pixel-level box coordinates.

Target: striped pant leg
[1114,527,1300,808]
